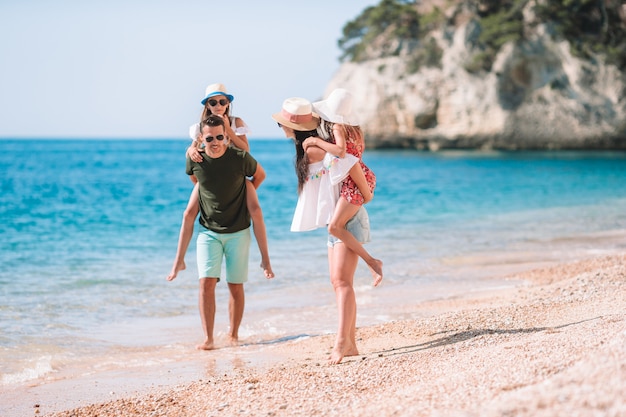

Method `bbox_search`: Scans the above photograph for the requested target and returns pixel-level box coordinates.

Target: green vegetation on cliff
[338,0,420,62]
[535,0,626,70]
[339,0,626,71]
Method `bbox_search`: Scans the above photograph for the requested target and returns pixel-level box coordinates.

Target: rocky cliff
[323,1,626,150]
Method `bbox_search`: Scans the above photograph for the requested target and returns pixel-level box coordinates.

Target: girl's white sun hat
[312,88,360,126]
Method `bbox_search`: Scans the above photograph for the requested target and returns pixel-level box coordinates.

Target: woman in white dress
[272,97,374,364]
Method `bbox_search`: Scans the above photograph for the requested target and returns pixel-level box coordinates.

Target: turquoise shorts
[196,227,250,284]
[328,206,371,247]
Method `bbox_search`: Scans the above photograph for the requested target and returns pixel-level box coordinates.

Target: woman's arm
[306,144,326,163]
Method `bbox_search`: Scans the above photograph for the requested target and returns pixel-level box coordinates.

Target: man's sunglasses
[207,99,229,107]
[204,134,225,143]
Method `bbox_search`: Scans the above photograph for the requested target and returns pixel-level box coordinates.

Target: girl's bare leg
[328,198,383,286]
[167,183,200,281]
[246,181,274,279]
[328,242,359,364]
[348,164,373,203]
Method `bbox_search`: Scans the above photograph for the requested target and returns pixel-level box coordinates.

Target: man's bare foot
[166,260,186,281]
[228,336,239,347]
[196,339,214,350]
[261,261,275,279]
[328,342,359,365]
[368,259,383,287]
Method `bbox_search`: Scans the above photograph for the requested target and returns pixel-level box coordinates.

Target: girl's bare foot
[196,339,214,350]
[369,259,383,287]
[166,260,186,281]
[261,261,275,279]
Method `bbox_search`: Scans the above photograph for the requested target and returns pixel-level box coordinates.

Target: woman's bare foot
[368,259,383,287]
[228,336,240,347]
[166,260,186,281]
[261,261,275,279]
[328,341,359,365]
[196,339,214,351]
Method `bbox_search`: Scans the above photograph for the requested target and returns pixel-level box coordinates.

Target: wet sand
[4,254,626,417]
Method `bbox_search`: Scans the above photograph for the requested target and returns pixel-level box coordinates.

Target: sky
[0,0,379,139]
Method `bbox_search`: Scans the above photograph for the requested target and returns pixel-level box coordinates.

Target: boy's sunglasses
[204,134,225,143]
[207,99,229,107]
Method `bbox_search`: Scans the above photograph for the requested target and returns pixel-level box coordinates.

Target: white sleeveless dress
[290,153,359,232]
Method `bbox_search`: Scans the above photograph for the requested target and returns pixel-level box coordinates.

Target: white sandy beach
[2,253,623,417]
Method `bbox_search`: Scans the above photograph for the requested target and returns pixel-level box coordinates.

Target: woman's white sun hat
[201,83,235,105]
[272,97,320,131]
[312,88,360,126]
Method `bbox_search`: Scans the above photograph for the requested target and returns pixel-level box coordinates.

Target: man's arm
[249,162,266,190]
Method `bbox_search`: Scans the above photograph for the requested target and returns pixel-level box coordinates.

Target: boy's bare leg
[328,198,383,286]
[245,181,274,278]
[167,184,200,281]
[197,277,217,350]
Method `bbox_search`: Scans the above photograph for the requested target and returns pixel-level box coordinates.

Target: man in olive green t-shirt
[186,115,265,350]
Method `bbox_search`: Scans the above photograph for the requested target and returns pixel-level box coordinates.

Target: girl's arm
[187,141,203,162]
[225,116,250,151]
[302,136,345,158]
[187,124,204,162]
[303,123,347,157]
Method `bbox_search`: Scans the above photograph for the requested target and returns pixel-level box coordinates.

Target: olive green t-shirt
[186,147,258,233]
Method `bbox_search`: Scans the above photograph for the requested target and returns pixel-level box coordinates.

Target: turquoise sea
[1,138,626,391]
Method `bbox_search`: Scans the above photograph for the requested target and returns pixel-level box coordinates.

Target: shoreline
[2,253,624,416]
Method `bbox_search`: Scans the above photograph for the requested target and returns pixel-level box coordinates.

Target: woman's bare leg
[328,198,383,286]
[167,183,200,281]
[328,242,359,364]
[246,181,274,279]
